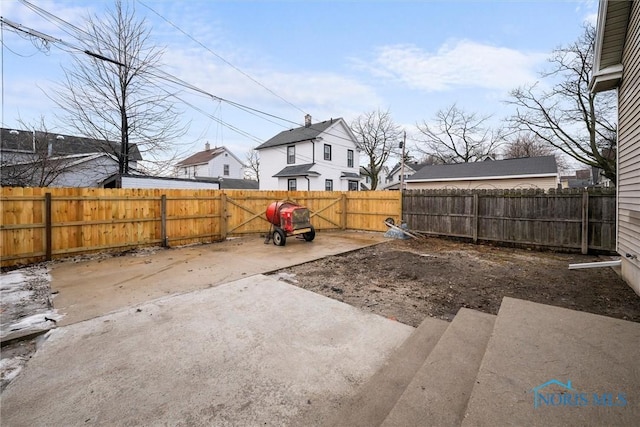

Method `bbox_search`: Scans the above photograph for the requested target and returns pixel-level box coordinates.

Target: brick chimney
[304,114,312,128]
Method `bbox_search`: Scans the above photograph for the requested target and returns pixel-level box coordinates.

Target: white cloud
[164,47,381,119]
[584,12,598,26]
[359,40,547,93]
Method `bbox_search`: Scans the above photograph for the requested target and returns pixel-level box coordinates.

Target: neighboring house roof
[175,145,243,167]
[273,163,320,177]
[255,119,342,150]
[195,177,259,190]
[216,178,259,190]
[341,172,360,179]
[406,156,558,182]
[100,174,259,190]
[1,128,142,160]
[387,161,425,178]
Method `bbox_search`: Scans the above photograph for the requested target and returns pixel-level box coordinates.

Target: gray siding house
[591,0,640,294]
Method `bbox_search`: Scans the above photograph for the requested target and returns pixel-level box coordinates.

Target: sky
[1,0,599,171]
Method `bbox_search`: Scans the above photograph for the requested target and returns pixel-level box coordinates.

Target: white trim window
[287,146,295,164]
[325,179,333,191]
[324,144,332,161]
[288,178,297,191]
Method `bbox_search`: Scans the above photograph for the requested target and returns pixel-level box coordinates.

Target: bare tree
[416,104,505,164]
[52,0,185,175]
[1,118,81,187]
[245,147,260,184]
[507,23,617,183]
[351,109,402,190]
[502,133,568,172]
[502,133,555,158]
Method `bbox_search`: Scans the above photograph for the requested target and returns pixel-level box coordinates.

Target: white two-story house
[256,116,361,191]
[384,162,426,190]
[175,143,245,179]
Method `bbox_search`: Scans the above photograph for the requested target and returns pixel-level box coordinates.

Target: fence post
[341,193,347,230]
[161,195,168,247]
[473,193,479,243]
[581,191,589,254]
[220,192,228,239]
[45,193,52,261]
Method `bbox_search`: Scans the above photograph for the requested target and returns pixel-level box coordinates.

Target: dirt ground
[273,236,640,327]
[3,234,639,392]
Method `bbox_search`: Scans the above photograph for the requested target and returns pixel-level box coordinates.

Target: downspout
[615,86,620,255]
[305,175,311,191]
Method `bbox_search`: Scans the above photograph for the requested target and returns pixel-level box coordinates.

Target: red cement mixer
[264,201,315,246]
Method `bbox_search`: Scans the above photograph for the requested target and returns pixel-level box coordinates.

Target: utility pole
[399,130,406,193]
[399,130,406,224]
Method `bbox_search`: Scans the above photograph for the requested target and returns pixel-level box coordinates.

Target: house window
[223,164,229,176]
[347,150,354,168]
[288,178,297,191]
[287,146,295,164]
[324,144,332,161]
[325,179,333,191]
[348,180,358,191]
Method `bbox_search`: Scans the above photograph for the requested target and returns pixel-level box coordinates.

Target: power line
[4,6,370,149]
[136,0,307,116]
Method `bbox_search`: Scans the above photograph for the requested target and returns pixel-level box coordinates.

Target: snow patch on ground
[1,265,60,391]
[0,357,25,384]
[1,271,28,287]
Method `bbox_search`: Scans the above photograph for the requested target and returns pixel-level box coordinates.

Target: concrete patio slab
[1,274,413,426]
[51,231,386,325]
[462,297,640,427]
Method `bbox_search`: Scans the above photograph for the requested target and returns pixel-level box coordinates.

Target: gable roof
[176,146,227,166]
[255,118,343,150]
[387,161,426,177]
[406,156,558,182]
[1,128,142,160]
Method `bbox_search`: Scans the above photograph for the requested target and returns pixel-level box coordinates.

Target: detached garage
[405,156,558,190]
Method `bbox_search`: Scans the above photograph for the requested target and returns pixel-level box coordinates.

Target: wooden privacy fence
[0,187,400,267]
[403,188,616,254]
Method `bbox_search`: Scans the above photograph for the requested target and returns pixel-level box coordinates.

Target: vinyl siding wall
[618,0,640,293]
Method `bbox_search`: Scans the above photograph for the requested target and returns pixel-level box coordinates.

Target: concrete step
[326,316,450,427]
[462,297,640,427]
[381,308,496,427]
